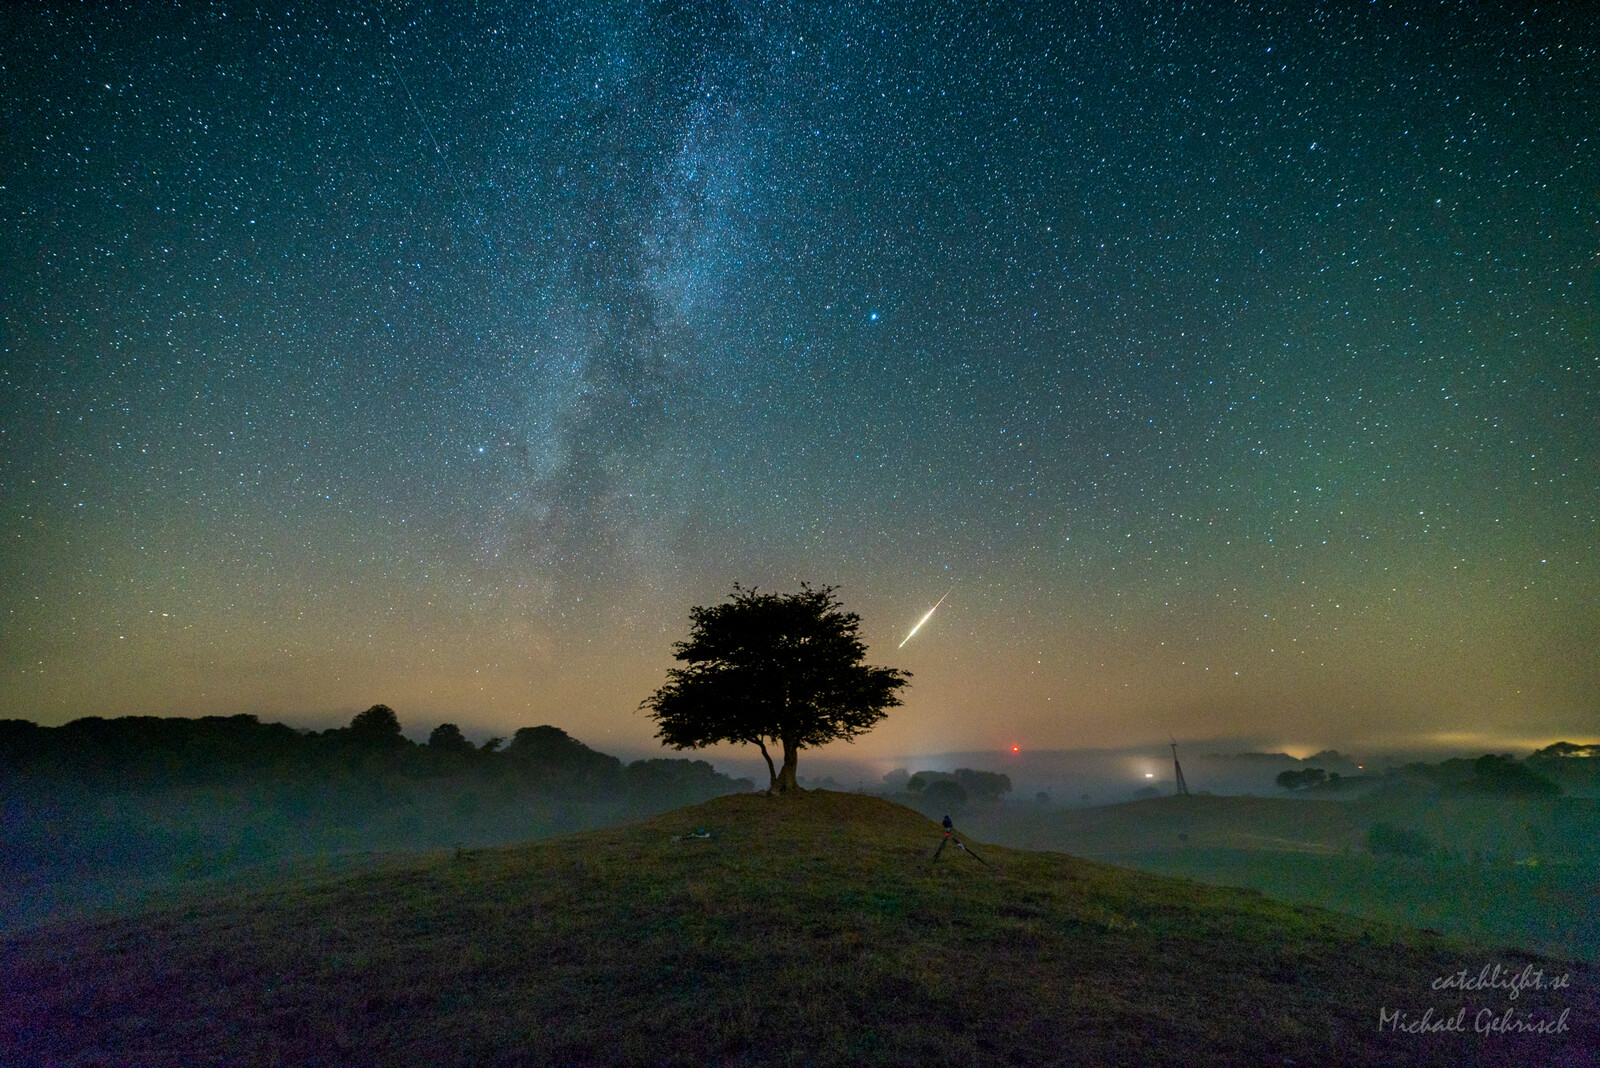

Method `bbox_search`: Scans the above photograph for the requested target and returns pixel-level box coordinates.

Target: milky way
[3,2,1594,757]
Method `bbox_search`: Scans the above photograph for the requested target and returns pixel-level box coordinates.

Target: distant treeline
[1389,750,1571,797]
[0,706,753,800]
[868,767,1014,811]
[0,708,755,930]
[1274,744,1599,797]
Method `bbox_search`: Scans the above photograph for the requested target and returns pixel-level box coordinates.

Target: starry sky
[3,1,1595,761]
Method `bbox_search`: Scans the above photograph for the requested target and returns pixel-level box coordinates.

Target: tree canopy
[908,768,1013,802]
[1275,767,1329,791]
[348,704,404,746]
[1470,754,1560,797]
[427,722,474,754]
[641,584,910,793]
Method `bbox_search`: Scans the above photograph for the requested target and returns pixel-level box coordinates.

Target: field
[959,793,1600,963]
[4,791,1593,1066]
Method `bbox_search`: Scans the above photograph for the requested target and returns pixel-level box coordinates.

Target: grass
[4,790,1594,1066]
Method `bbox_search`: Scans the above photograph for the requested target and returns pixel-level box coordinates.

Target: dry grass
[4,790,1594,1066]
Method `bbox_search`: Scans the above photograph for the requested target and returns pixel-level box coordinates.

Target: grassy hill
[4,791,1593,1066]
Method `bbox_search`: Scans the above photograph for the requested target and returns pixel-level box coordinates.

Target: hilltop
[4,791,1592,1066]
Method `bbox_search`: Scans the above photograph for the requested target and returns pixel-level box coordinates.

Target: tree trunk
[755,738,778,791]
[773,737,801,793]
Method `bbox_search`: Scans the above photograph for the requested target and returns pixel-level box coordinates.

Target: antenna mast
[1170,738,1190,797]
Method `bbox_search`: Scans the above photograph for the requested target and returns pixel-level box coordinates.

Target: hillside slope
[4,791,1592,1066]
[960,793,1600,962]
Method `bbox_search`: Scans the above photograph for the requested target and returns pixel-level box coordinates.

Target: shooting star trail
[391,57,446,158]
[899,589,952,648]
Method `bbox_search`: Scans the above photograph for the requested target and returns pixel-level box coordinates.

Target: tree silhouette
[641,584,909,793]
[1275,767,1328,791]
[1471,754,1560,797]
[953,768,1012,801]
[923,779,968,809]
[349,704,404,746]
[504,725,624,789]
[427,723,474,754]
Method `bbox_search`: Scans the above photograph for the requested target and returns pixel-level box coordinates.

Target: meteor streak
[899,589,952,648]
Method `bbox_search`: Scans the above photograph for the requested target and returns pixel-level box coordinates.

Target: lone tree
[641,584,909,794]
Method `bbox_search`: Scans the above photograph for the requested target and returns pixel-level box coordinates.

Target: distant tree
[506,725,580,762]
[349,704,404,746]
[480,736,504,754]
[908,770,956,793]
[641,584,910,793]
[923,779,968,809]
[1469,754,1560,797]
[625,757,751,801]
[908,768,1011,801]
[504,725,623,786]
[427,723,474,754]
[953,768,1012,801]
[1275,768,1328,791]
[881,768,911,792]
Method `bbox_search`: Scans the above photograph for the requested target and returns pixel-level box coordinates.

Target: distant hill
[3,791,1591,1066]
[961,792,1600,963]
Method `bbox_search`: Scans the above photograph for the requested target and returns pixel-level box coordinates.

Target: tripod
[930,814,989,867]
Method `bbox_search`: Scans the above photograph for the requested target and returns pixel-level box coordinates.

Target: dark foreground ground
[4,791,1594,1067]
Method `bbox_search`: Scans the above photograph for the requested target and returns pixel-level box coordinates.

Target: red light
[1011,746,1020,753]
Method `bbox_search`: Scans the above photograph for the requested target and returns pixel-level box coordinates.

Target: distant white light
[869,311,879,321]
[1144,772,1154,778]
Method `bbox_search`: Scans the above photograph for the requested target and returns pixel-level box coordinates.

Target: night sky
[3,1,1595,762]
